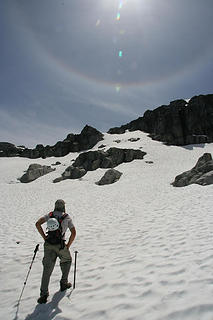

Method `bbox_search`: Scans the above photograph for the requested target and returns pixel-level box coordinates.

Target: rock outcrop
[19,164,56,183]
[73,148,146,171]
[0,142,25,157]
[54,147,146,182]
[53,166,87,183]
[96,169,122,185]
[108,94,213,146]
[0,125,103,158]
[172,153,213,187]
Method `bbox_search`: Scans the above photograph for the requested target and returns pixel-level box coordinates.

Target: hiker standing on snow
[35,199,76,304]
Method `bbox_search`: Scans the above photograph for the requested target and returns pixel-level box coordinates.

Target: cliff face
[1,94,213,158]
[108,94,213,146]
[0,125,103,158]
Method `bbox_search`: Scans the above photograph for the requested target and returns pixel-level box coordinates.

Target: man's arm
[35,217,47,241]
[66,227,76,249]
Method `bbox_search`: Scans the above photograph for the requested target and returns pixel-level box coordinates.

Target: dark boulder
[53,166,86,183]
[78,125,104,150]
[172,153,213,187]
[63,166,86,179]
[98,144,106,149]
[73,148,146,171]
[19,164,56,183]
[51,161,61,166]
[128,138,140,142]
[53,165,87,183]
[108,94,213,146]
[0,142,20,157]
[96,169,122,185]
[53,147,146,182]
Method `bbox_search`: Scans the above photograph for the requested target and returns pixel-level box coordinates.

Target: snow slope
[1,131,213,320]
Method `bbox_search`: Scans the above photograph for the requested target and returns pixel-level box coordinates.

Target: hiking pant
[40,242,72,296]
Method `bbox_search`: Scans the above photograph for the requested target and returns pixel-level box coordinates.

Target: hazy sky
[0,0,213,147]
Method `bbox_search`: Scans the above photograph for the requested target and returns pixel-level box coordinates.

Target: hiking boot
[37,294,48,304]
[60,282,72,291]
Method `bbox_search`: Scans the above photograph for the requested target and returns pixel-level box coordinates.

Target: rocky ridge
[0,125,103,158]
[108,94,213,146]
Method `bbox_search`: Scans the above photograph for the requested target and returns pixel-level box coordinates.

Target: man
[36,199,76,304]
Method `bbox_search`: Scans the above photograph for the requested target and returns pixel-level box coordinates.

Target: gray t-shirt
[44,211,75,239]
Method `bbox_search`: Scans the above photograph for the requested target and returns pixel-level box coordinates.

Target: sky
[0,0,213,147]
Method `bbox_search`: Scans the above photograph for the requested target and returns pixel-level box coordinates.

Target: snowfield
[1,131,213,320]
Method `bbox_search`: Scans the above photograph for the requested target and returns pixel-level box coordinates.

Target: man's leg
[58,246,72,290]
[40,242,57,297]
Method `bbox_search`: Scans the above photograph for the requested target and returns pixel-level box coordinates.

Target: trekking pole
[17,244,39,304]
[73,251,78,289]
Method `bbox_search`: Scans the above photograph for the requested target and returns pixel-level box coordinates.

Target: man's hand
[65,227,76,249]
[35,217,47,240]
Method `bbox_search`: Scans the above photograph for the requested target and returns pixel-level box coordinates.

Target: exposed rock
[19,164,56,183]
[128,138,140,142]
[114,140,121,143]
[0,142,19,157]
[172,153,213,187]
[62,166,86,179]
[145,161,154,164]
[53,166,86,183]
[98,144,106,149]
[53,176,64,183]
[51,161,61,166]
[54,147,146,182]
[0,125,103,158]
[73,148,146,171]
[108,94,213,146]
[96,169,122,185]
[195,171,213,185]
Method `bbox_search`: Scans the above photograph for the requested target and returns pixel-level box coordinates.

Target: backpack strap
[48,212,68,224]
[58,213,68,223]
[58,213,68,244]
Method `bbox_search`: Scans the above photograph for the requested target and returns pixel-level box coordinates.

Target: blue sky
[0,0,213,147]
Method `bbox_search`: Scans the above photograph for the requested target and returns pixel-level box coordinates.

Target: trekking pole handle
[34,244,39,254]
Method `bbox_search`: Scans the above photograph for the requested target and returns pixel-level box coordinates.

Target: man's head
[54,199,65,212]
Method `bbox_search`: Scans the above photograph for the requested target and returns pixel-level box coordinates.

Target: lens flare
[116,13,121,20]
[115,84,121,92]
[119,1,123,9]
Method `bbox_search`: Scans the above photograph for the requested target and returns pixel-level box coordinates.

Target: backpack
[46,212,68,246]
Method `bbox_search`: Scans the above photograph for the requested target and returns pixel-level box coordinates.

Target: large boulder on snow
[172,153,213,187]
[96,169,122,185]
[108,94,213,146]
[19,164,56,183]
[73,148,146,171]
[53,166,86,183]
[53,147,146,182]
